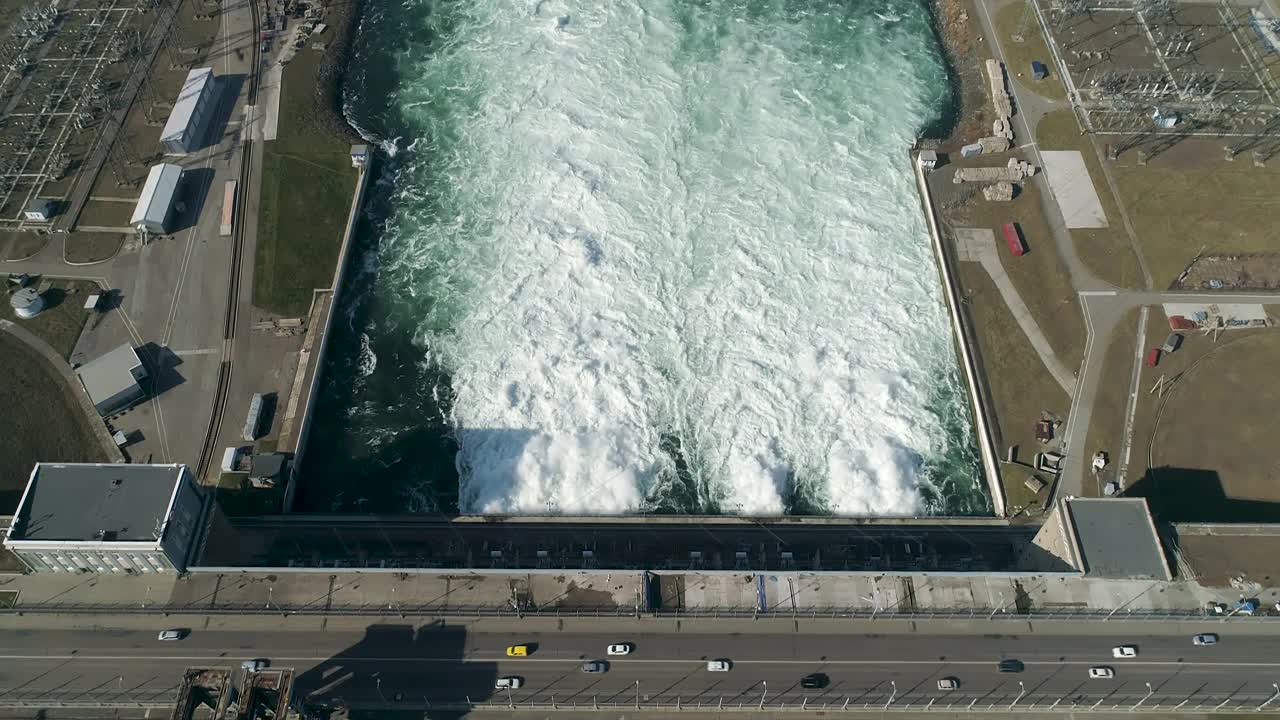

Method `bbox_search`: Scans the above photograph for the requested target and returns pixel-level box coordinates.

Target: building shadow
[293,622,496,719]
[203,74,246,151]
[137,342,187,396]
[170,167,216,233]
[1125,466,1280,523]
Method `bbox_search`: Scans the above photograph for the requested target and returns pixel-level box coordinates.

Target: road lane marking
[0,654,1274,668]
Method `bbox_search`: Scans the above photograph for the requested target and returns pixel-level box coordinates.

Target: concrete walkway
[955,228,1077,394]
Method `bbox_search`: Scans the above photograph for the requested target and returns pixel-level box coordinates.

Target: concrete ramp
[1039,150,1108,229]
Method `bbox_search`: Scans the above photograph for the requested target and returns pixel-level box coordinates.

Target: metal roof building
[3,463,206,574]
[76,343,148,416]
[1063,497,1171,580]
[130,163,183,235]
[161,67,217,155]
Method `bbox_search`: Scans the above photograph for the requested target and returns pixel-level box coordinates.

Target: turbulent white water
[344,0,985,515]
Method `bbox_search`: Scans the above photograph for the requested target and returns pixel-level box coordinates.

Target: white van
[495,676,523,689]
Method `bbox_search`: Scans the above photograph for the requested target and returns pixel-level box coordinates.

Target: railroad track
[195,0,262,481]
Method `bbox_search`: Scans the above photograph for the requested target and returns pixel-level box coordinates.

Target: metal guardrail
[1,602,1277,622]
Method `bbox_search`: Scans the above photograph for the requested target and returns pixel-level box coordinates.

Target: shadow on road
[293,622,496,720]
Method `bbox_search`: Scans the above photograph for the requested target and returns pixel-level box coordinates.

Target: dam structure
[299,0,988,519]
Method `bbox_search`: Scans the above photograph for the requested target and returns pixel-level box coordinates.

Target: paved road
[1,626,1276,711]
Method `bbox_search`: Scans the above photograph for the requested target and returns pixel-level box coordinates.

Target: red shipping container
[1168,315,1195,330]
[1002,222,1026,256]
[1146,348,1161,367]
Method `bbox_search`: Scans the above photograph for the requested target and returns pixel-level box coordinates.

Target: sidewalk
[954,228,1077,393]
[1,569,1270,622]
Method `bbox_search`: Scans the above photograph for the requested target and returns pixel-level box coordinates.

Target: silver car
[1192,633,1218,646]
[582,660,608,673]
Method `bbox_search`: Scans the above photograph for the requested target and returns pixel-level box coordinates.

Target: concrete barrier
[912,153,1006,517]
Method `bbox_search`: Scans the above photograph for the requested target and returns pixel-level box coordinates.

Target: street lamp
[885,680,897,709]
[1010,680,1025,708]
[1257,683,1280,711]
[1133,682,1154,711]
[759,681,767,710]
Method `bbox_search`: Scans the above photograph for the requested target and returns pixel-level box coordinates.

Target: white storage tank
[9,287,44,319]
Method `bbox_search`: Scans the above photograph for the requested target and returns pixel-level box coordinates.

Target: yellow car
[506,645,530,657]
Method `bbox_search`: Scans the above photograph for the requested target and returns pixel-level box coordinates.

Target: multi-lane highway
[1,621,1278,713]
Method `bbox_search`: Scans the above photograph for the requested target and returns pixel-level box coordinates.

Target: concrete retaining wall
[912,154,1006,517]
[282,158,372,509]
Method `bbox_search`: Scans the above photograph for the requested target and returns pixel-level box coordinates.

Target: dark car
[582,660,609,673]
[998,659,1025,673]
[800,673,829,689]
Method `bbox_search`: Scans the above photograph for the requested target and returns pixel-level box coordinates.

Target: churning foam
[362,0,982,515]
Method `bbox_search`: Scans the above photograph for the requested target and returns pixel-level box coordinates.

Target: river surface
[297,0,989,516]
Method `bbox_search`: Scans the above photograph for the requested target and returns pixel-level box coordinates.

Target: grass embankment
[64,232,126,264]
[1111,143,1280,288]
[0,332,108,513]
[253,41,359,317]
[1126,327,1280,522]
[6,279,98,360]
[955,264,1069,516]
[950,178,1086,372]
[992,0,1067,102]
[1035,110,1145,289]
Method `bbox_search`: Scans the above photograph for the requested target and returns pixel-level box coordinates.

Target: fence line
[0,602,1275,622]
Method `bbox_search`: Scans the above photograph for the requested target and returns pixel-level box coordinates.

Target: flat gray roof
[1066,498,1170,580]
[76,344,144,405]
[9,464,183,543]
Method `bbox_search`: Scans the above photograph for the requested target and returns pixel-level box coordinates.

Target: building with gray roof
[4,463,205,574]
[1063,497,1171,580]
[76,344,148,416]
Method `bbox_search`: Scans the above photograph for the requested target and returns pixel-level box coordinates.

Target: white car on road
[1089,666,1115,679]
[607,643,632,656]
[1112,645,1138,658]
[495,677,523,689]
[707,659,732,672]
[1192,633,1218,646]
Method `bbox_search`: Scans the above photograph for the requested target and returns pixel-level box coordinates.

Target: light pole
[885,680,897,709]
[1133,682,1153,711]
[989,591,1005,619]
[1010,680,1025,708]
[266,585,273,610]
[635,680,640,710]
[506,683,513,709]
[759,681,767,710]
[1259,684,1280,711]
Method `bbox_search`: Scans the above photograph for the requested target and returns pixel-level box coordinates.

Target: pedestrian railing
[1,601,1276,622]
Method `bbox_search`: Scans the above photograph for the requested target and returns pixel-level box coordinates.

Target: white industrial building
[3,464,206,574]
[76,343,148,416]
[130,163,183,235]
[161,67,217,155]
